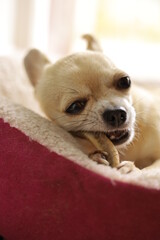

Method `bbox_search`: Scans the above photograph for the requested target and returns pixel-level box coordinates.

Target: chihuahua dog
[24,36,160,171]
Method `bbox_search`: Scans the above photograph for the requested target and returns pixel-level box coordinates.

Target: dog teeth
[110,135,116,140]
[107,130,127,140]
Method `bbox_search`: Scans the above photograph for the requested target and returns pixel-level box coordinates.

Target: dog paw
[89,150,109,166]
[117,161,137,174]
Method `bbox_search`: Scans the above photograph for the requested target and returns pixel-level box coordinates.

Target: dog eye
[66,99,87,114]
[116,76,131,90]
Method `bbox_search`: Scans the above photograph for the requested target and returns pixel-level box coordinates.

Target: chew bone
[81,132,120,167]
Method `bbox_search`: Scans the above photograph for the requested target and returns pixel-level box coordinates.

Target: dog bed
[0,55,160,240]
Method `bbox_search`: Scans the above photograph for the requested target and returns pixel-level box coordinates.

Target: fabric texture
[0,119,160,240]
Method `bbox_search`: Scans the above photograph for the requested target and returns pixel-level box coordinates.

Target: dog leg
[142,159,160,171]
[89,150,109,166]
[117,161,140,174]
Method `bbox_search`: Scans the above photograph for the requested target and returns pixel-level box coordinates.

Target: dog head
[24,48,136,148]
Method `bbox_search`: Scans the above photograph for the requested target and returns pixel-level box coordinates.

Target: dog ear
[82,34,103,52]
[24,49,50,86]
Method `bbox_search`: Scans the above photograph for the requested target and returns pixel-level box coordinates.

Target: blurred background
[0,0,160,82]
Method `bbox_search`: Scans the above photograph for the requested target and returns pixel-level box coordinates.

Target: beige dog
[24,36,160,171]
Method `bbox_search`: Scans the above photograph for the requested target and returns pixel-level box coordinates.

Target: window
[0,0,160,82]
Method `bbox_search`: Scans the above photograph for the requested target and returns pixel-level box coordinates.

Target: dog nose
[102,109,127,127]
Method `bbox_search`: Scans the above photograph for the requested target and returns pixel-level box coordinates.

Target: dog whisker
[133,96,148,107]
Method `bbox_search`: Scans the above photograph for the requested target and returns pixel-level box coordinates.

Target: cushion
[0,55,160,240]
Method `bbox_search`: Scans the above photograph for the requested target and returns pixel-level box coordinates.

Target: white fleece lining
[0,96,160,190]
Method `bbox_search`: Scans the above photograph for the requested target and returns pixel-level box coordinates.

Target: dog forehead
[47,52,115,74]
[46,52,117,87]
[64,51,115,71]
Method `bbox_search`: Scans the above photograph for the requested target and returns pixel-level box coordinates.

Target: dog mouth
[73,129,130,146]
[106,129,130,145]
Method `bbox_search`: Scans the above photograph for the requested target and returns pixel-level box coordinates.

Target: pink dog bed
[0,56,160,240]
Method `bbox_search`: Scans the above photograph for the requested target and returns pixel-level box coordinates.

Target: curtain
[0,0,76,56]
